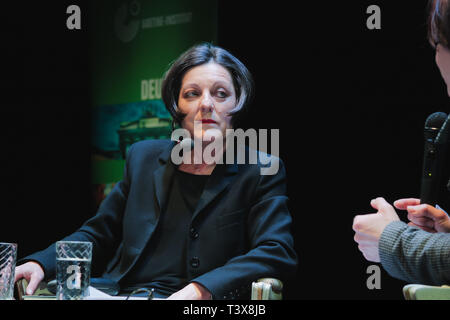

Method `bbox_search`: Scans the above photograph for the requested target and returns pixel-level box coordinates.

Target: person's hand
[14,261,45,295]
[394,198,450,233]
[166,282,211,300]
[352,197,400,262]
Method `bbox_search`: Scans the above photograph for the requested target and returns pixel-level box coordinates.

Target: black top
[120,168,209,297]
[177,169,210,213]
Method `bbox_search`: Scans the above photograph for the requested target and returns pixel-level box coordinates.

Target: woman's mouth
[201,119,218,124]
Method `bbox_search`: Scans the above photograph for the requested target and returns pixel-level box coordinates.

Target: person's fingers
[428,206,449,221]
[393,198,420,210]
[352,216,361,232]
[407,204,448,222]
[406,204,430,216]
[409,204,450,232]
[26,274,42,295]
[407,212,435,228]
[352,215,365,232]
[353,229,378,242]
[352,214,376,232]
[355,237,376,246]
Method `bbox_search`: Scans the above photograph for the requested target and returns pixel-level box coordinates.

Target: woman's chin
[191,128,223,143]
[203,128,223,142]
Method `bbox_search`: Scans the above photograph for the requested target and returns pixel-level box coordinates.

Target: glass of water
[0,242,17,300]
[56,241,92,300]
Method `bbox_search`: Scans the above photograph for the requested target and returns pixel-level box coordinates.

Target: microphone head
[425,111,448,129]
[424,112,448,140]
[435,114,450,145]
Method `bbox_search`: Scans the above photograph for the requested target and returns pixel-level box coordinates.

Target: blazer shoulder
[128,139,172,158]
[242,146,286,177]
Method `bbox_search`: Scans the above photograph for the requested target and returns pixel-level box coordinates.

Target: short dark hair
[428,0,450,48]
[161,43,254,128]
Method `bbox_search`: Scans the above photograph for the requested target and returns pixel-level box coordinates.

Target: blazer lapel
[152,140,177,217]
[115,141,176,283]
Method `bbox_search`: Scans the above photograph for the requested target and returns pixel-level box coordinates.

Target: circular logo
[114,1,141,43]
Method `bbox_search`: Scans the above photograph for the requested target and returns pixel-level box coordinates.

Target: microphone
[420,112,449,205]
[436,115,450,194]
[434,113,450,145]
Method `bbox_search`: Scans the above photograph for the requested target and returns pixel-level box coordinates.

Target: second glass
[56,241,92,300]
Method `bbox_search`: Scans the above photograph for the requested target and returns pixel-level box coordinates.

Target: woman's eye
[216,90,228,98]
[185,91,198,97]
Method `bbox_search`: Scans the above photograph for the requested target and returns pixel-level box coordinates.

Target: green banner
[89,0,217,205]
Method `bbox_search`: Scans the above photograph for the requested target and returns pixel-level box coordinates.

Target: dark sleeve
[191,158,298,299]
[379,221,450,285]
[20,144,135,280]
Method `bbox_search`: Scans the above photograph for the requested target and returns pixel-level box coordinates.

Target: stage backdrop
[89,0,217,210]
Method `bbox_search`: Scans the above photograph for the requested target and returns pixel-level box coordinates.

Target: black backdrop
[2,1,449,300]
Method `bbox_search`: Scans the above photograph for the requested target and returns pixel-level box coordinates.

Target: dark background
[2,0,449,300]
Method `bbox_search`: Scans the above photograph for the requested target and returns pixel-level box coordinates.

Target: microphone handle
[420,126,450,205]
[420,113,450,206]
[420,137,441,205]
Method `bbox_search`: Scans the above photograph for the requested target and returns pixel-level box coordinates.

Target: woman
[352,0,450,286]
[15,43,298,299]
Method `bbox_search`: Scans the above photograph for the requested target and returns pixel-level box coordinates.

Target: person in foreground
[352,0,450,286]
[14,43,298,299]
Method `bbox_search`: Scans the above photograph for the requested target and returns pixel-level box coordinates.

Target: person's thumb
[370,197,397,218]
[370,197,388,211]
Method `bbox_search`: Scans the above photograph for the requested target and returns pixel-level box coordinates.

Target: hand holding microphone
[394,112,450,233]
[393,198,450,233]
[353,112,450,264]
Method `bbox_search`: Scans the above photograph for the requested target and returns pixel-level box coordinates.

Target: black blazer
[26,139,297,299]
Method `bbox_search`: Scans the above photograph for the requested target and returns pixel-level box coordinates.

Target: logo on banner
[114,1,141,43]
[114,0,193,43]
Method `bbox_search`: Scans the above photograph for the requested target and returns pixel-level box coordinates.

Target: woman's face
[435,43,450,96]
[178,62,237,142]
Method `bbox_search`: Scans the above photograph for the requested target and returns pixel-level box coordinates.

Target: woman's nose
[200,93,214,113]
